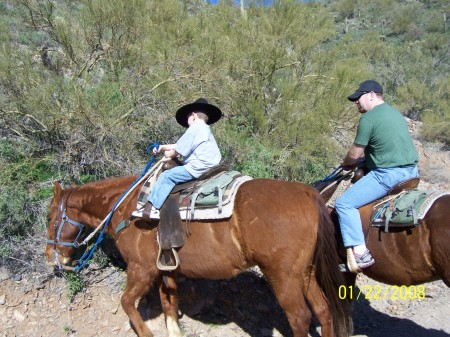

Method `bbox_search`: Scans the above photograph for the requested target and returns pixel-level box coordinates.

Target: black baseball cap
[348,80,383,101]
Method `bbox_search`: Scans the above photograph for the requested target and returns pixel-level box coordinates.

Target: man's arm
[342,143,365,168]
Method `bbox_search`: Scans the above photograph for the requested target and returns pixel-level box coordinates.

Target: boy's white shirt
[175,121,221,178]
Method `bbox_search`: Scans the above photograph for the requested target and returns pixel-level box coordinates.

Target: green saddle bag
[187,171,241,217]
[384,190,428,226]
[192,171,241,206]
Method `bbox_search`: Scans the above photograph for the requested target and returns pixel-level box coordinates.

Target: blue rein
[73,142,160,272]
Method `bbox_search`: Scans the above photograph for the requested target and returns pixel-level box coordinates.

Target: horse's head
[45,182,85,269]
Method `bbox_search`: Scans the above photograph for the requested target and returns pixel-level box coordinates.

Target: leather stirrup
[346,248,361,273]
[156,247,180,271]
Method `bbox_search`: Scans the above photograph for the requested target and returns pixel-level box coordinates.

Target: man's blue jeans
[148,165,194,209]
[335,166,419,248]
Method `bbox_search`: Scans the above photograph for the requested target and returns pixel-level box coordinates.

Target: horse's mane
[58,175,139,211]
[73,175,138,191]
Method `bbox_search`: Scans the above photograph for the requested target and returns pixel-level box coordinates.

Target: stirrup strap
[156,246,180,271]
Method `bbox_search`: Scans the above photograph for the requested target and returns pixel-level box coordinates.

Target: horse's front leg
[158,272,182,337]
[121,263,156,337]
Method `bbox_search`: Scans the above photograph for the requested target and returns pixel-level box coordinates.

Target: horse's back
[235,179,321,228]
[237,178,320,207]
[173,179,323,278]
[233,179,322,262]
[425,194,450,224]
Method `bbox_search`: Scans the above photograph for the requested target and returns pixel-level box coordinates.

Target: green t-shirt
[354,103,418,170]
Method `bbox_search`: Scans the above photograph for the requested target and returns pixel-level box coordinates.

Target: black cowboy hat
[175,98,222,128]
[348,80,383,102]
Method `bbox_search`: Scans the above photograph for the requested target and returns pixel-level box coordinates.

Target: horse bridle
[47,190,85,268]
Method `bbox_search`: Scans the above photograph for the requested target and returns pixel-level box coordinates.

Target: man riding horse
[335,80,419,269]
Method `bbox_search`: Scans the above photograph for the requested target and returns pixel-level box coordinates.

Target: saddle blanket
[132,173,252,220]
[417,190,450,219]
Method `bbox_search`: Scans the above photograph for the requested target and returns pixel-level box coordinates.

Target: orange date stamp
[339,285,426,301]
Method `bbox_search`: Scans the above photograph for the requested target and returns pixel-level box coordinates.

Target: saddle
[156,163,229,271]
[370,181,450,235]
[370,178,421,231]
[388,178,420,195]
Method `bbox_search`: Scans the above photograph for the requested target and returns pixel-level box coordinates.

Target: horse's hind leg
[121,263,156,337]
[265,272,312,337]
[158,273,182,337]
[304,276,334,337]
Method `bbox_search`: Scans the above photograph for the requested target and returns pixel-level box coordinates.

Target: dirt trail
[1,268,449,337]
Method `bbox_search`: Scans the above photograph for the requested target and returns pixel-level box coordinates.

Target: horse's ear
[53,181,62,198]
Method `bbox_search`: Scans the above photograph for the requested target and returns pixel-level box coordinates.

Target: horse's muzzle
[45,246,72,268]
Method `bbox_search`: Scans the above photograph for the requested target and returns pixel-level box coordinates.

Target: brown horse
[316,170,450,289]
[45,173,352,337]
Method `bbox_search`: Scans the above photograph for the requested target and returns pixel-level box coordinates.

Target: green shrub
[0,0,448,278]
[0,140,57,266]
[64,271,85,302]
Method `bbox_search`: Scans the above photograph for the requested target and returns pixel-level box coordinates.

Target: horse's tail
[313,192,353,337]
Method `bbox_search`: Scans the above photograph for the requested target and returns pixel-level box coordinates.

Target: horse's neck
[69,175,138,230]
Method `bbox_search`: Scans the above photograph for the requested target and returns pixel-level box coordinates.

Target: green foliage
[2,0,448,177]
[330,0,357,21]
[0,185,30,239]
[0,0,448,275]
[0,140,51,235]
[0,139,55,267]
[420,77,450,143]
[64,271,85,302]
[326,0,449,145]
[387,2,423,38]
[63,325,75,335]
[231,139,277,179]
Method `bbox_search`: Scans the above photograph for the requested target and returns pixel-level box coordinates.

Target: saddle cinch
[136,162,251,271]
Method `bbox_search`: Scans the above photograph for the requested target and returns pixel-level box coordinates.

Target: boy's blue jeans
[335,166,419,248]
[147,165,194,209]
